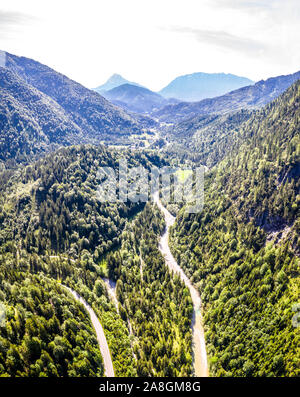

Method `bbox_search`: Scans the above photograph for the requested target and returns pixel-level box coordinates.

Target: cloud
[209,0,278,11]
[165,26,266,56]
[0,10,32,25]
[0,10,34,38]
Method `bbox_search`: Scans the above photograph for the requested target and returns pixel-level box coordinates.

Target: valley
[0,49,299,379]
[153,192,208,377]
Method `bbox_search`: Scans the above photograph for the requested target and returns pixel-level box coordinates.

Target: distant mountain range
[93,74,142,94]
[93,72,254,107]
[0,46,299,380]
[0,52,147,166]
[1,50,299,170]
[153,71,300,123]
[102,83,178,114]
[158,72,254,102]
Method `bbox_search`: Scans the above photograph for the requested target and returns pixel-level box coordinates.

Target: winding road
[63,286,115,377]
[153,191,209,377]
[61,193,208,377]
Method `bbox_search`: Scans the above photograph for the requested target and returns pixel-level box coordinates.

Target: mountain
[102,83,178,114]
[0,47,299,379]
[93,73,141,94]
[0,67,92,162]
[163,110,253,167]
[159,72,254,102]
[0,66,86,166]
[171,80,300,376]
[5,52,144,136]
[154,71,300,123]
[0,51,148,167]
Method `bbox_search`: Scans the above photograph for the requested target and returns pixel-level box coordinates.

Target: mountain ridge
[0,51,151,167]
[102,83,178,114]
[4,51,145,137]
[0,66,85,166]
[159,72,254,102]
[153,71,300,123]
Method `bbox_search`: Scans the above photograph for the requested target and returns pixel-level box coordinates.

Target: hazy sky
[0,0,299,91]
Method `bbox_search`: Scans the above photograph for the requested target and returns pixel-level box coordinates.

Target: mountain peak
[106,73,127,84]
[93,74,142,93]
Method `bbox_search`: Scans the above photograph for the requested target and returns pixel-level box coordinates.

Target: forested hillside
[0,52,152,170]
[0,146,149,375]
[5,52,144,138]
[0,47,299,379]
[163,73,300,169]
[107,204,193,376]
[0,146,145,254]
[0,67,84,167]
[0,145,193,376]
[0,270,104,376]
[163,110,253,167]
[170,81,300,376]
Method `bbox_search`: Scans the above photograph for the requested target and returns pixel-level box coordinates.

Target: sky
[0,0,299,91]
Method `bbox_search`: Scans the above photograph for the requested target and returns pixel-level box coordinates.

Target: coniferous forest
[0,11,299,380]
